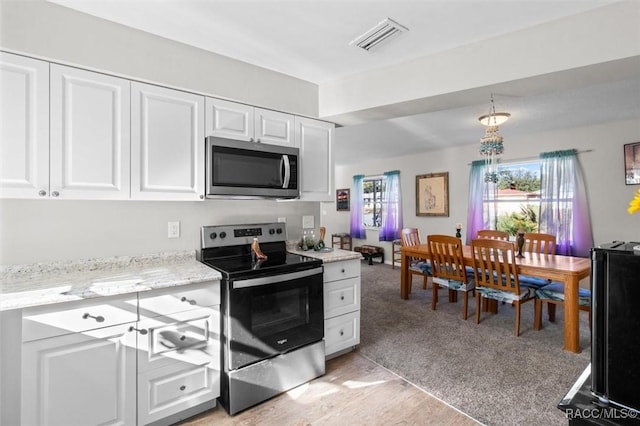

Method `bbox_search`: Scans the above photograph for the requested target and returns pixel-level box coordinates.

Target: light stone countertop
[0,250,221,312]
[289,247,362,263]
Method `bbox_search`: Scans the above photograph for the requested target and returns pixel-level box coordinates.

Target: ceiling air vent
[349,18,409,52]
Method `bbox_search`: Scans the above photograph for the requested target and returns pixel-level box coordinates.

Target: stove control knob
[209,232,217,240]
[220,231,227,239]
[269,228,275,235]
[276,228,283,234]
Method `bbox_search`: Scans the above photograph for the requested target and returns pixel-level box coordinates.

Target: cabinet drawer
[323,259,360,282]
[324,277,360,319]
[138,360,219,425]
[324,311,360,356]
[22,294,138,342]
[137,306,220,372]
[138,281,220,316]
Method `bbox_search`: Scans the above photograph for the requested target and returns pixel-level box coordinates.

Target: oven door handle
[231,267,323,289]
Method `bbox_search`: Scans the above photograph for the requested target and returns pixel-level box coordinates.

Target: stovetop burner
[200,223,322,280]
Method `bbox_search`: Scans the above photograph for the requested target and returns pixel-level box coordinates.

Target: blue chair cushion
[535,282,591,306]
[410,260,432,275]
[476,286,533,303]
[432,277,475,292]
[518,275,551,289]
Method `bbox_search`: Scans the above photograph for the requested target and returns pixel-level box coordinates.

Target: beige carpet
[357,262,590,426]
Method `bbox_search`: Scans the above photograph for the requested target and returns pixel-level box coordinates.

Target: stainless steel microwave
[205,136,299,199]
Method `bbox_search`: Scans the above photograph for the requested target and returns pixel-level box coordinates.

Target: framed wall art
[624,142,640,185]
[336,188,350,211]
[416,172,449,217]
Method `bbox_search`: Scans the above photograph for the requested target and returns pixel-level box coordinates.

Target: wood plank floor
[177,351,480,425]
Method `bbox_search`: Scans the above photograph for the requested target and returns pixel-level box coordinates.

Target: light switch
[302,215,314,229]
[168,221,180,238]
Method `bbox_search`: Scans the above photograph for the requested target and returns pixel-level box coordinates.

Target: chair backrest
[476,229,510,241]
[470,238,521,294]
[401,228,421,247]
[523,232,556,255]
[427,234,468,282]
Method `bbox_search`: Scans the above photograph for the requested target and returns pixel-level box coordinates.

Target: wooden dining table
[400,244,591,353]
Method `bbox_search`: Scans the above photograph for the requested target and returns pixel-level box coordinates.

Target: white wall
[322,118,640,260]
[0,199,319,264]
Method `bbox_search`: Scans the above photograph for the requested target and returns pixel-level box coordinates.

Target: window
[363,177,386,227]
[490,161,542,235]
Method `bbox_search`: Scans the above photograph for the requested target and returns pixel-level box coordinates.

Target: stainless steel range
[200,223,325,415]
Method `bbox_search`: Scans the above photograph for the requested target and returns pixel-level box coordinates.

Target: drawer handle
[82,313,105,323]
[180,385,186,391]
[180,335,186,341]
[128,326,148,335]
[341,269,345,273]
[340,330,344,336]
[180,296,196,305]
[340,295,345,301]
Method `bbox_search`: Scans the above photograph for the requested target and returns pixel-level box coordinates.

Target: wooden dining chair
[523,232,556,254]
[470,238,535,336]
[401,228,431,292]
[427,235,475,319]
[533,282,592,331]
[476,229,510,240]
[519,232,557,291]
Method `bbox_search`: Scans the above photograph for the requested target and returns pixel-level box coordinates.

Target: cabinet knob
[38,190,47,197]
[180,385,186,391]
[341,269,345,273]
[340,295,345,301]
[128,326,148,335]
[51,191,60,197]
[200,194,204,199]
[180,335,186,341]
[180,296,196,305]
[340,330,344,336]
[82,313,105,322]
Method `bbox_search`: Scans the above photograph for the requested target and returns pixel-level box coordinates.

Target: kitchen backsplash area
[0,199,320,265]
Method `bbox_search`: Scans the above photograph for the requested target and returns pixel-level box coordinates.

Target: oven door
[225,266,323,371]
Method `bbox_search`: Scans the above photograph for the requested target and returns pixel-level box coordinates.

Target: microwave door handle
[281,155,290,188]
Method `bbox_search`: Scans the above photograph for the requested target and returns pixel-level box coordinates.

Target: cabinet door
[205,97,253,141]
[254,107,295,146]
[131,82,204,200]
[50,64,130,199]
[0,52,49,199]
[295,117,334,201]
[21,323,136,426]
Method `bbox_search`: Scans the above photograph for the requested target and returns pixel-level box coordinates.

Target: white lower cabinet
[20,282,220,426]
[323,259,361,357]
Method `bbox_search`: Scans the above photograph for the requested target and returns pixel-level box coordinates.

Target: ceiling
[49,0,640,165]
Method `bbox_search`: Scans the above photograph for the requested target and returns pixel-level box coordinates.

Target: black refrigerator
[591,242,640,412]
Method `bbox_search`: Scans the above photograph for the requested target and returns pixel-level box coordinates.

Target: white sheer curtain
[539,149,594,257]
[379,170,402,241]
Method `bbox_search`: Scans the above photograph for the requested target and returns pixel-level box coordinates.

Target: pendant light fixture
[479,94,510,183]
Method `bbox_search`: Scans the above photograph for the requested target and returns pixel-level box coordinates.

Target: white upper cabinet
[131,82,205,201]
[295,116,334,201]
[50,64,131,200]
[253,108,296,147]
[0,52,49,199]
[205,97,295,147]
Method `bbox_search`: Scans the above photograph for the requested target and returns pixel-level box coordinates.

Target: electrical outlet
[278,217,286,223]
[167,221,180,238]
[302,215,314,229]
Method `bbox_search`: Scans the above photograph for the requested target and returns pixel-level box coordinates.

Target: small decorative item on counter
[251,238,267,260]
